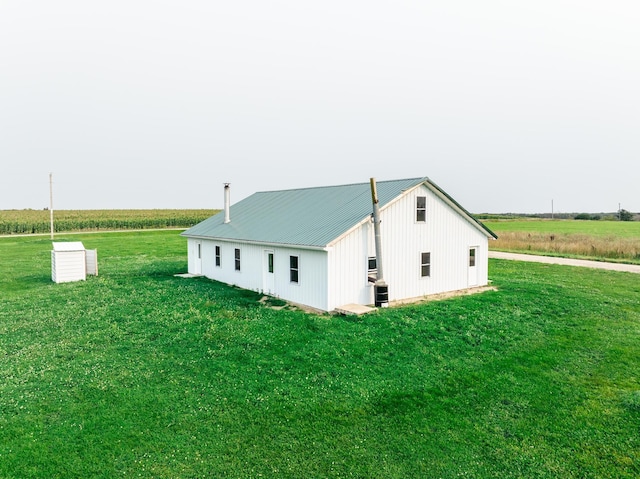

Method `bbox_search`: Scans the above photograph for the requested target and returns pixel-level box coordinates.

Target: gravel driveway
[489,251,640,274]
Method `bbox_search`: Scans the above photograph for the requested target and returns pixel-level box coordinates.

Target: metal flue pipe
[370,178,389,307]
[223,183,231,223]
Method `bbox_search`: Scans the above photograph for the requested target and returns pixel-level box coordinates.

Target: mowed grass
[484,219,640,263]
[1,231,639,478]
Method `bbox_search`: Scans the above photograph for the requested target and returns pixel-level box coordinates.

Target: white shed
[51,242,98,283]
[181,177,497,312]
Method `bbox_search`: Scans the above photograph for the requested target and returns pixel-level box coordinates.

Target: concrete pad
[335,303,377,315]
[389,285,498,307]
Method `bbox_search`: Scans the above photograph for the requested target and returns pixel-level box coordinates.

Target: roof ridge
[254,177,427,195]
[181,176,493,247]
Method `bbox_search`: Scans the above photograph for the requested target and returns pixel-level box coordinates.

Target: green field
[1,231,639,478]
[483,218,640,238]
[484,219,640,264]
[0,209,218,235]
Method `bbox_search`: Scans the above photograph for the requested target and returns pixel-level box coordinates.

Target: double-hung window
[416,196,426,222]
[268,252,274,273]
[234,248,241,271]
[421,252,431,277]
[215,246,221,267]
[290,255,299,283]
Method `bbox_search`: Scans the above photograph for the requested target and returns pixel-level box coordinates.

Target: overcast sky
[1,1,638,213]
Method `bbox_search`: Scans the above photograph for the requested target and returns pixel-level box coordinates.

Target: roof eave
[180,233,329,251]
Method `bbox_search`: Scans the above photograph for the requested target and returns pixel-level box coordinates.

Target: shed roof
[52,241,85,252]
[181,177,496,248]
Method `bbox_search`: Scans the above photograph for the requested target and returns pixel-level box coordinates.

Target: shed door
[468,247,478,286]
[193,241,202,275]
[85,249,98,276]
[263,250,275,294]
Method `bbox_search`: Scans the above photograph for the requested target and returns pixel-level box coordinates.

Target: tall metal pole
[49,172,54,240]
[370,178,388,307]
[370,178,384,281]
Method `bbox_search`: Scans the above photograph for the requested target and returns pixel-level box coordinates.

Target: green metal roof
[181,177,496,247]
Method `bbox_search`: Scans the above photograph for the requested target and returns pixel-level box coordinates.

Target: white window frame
[416,196,426,223]
[420,252,431,277]
[367,256,377,284]
[289,255,299,284]
[267,252,274,273]
[234,248,241,272]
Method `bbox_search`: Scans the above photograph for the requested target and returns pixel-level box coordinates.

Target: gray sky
[1,1,638,213]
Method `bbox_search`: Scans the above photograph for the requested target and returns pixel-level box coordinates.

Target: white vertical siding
[327,184,490,309]
[191,239,329,311]
[273,247,328,311]
[187,239,199,275]
[380,184,489,300]
[327,222,374,311]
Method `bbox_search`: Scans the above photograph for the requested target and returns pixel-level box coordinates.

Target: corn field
[0,209,218,235]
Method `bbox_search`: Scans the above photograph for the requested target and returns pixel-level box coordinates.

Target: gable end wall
[327,184,489,310]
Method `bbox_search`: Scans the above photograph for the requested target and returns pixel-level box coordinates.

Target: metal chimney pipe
[370,178,388,307]
[224,183,231,224]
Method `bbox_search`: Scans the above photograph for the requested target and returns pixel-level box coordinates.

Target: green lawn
[1,231,638,478]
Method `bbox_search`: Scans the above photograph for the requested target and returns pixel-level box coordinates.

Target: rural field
[485,218,640,264]
[0,209,217,235]
[0,230,638,478]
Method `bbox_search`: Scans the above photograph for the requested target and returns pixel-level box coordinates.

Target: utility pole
[49,173,54,240]
[551,199,554,220]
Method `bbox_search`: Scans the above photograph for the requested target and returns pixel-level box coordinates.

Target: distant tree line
[475,211,637,221]
[574,209,635,221]
[574,213,601,221]
[619,209,634,221]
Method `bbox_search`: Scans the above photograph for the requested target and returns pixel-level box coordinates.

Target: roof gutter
[179,234,331,252]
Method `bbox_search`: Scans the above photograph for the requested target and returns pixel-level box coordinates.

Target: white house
[181,177,497,312]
